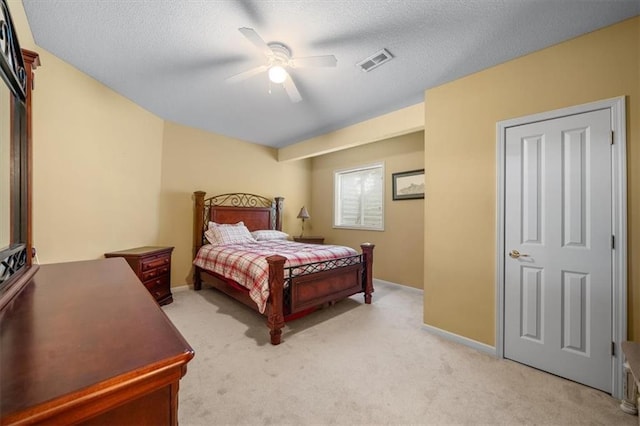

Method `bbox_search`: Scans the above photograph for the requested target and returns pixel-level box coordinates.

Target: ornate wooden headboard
[193,192,284,256]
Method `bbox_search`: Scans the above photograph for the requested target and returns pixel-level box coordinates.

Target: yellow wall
[11,0,166,264]
[159,121,311,286]
[311,132,424,289]
[424,17,639,345]
[280,102,424,161]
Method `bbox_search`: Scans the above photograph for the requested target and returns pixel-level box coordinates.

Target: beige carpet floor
[162,281,634,425]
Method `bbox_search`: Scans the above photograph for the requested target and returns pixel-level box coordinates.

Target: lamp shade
[297,206,310,220]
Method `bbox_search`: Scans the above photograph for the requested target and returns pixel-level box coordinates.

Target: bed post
[266,255,286,345]
[194,191,206,256]
[361,243,375,304]
[193,191,206,291]
[274,196,284,231]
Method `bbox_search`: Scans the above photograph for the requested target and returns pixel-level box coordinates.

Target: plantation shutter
[361,167,383,228]
[335,164,384,230]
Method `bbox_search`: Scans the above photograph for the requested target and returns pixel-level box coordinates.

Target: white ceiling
[22,0,639,148]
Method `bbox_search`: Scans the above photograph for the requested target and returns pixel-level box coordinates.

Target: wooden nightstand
[293,236,325,245]
[104,246,174,305]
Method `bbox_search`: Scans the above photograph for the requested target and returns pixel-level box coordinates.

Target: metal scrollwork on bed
[287,254,364,276]
[207,192,273,208]
[192,191,374,345]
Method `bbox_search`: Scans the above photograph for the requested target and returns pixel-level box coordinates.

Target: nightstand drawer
[141,255,170,271]
[141,265,170,281]
[104,246,174,305]
[293,236,325,244]
[144,275,171,301]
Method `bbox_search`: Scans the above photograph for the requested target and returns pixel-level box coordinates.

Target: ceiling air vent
[356,49,393,72]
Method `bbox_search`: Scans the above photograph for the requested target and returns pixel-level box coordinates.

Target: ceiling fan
[226,27,338,103]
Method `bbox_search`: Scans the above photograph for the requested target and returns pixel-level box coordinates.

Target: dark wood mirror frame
[0,0,39,311]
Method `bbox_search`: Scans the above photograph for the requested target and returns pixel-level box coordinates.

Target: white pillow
[251,230,290,241]
[205,222,256,245]
[208,221,244,230]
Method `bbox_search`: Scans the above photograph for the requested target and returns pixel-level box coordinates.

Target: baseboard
[375,281,494,355]
[422,323,496,356]
[171,285,190,293]
[374,278,423,292]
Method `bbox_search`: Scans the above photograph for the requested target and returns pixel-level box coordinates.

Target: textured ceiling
[22,0,640,148]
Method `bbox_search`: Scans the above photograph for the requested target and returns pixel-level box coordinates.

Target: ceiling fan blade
[290,55,337,68]
[282,73,302,103]
[238,27,273,57]
[225,64,269,83]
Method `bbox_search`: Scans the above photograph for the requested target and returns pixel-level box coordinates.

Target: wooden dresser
[0,258,194,425]
[105,246,174,305]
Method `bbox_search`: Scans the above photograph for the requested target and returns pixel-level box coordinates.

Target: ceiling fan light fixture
[268,65,287,84]
[227,28,333,102]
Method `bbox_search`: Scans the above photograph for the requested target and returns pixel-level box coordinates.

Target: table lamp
[297,206,310,237]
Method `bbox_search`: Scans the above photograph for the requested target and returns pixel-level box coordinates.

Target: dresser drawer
[141,255,170,271]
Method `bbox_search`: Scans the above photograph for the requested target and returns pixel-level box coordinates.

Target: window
[334,162,384,230]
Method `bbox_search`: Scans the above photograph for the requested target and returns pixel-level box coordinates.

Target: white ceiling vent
[356,49,393,72]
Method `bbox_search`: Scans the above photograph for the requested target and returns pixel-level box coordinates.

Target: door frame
[495,96,627,398]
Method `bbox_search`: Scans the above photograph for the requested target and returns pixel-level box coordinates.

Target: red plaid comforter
[193,240,358,313]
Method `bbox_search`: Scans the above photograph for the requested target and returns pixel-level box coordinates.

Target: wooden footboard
[266,243,374,345]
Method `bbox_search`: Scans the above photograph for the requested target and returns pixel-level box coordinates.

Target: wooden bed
[193,191,374,345]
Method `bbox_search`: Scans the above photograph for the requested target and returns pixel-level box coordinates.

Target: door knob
[509,250,529,259]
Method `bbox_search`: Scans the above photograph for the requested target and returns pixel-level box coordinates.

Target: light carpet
[162,280,633,425]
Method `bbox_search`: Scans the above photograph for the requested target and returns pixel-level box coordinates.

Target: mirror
[0,79,9,248]
[0,0,39,309]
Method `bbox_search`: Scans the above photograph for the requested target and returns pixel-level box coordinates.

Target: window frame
[333,162,385,231]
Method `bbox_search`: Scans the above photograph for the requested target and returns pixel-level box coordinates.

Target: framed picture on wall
[392,169,425,200]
